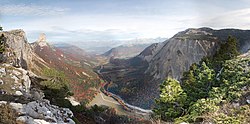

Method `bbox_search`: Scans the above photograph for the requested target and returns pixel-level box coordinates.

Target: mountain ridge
[102,44,152,59]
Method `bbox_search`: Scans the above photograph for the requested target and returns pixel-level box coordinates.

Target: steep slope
[0,30,75,124]
[146,28,250,82]
[102,44,152,59]
[54,43,106,66]
[100,27,250,109]
[32,34,101,103]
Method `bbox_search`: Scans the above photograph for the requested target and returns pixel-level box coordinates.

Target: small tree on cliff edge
[213,36,240,70]
[0,26,5,54]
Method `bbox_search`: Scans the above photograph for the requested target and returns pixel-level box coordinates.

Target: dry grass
[0,104,17,124]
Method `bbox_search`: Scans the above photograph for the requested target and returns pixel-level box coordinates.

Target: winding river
[87,66,153,119]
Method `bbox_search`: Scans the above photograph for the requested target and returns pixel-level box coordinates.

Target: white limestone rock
[23,100,75,124]
[15,91,23,96]
[0,67,6,76]
[37,33,48,47]
[0,79,4,85]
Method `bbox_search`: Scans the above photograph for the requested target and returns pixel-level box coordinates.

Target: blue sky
[1,0,250,42]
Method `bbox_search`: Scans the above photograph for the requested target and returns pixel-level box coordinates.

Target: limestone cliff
[1,30,48,73]
[145,28,250,82]
[145,28,219,81]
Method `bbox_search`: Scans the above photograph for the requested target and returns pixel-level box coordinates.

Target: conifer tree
[154,78,187,121]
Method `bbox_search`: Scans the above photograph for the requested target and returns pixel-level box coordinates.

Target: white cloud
[0,4,69,16]
[198,8,250,29]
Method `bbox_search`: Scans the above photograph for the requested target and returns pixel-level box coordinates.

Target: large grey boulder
[7,100,75,124]
[23,100,75,124]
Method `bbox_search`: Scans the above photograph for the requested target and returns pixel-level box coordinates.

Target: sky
[1,0,250,43]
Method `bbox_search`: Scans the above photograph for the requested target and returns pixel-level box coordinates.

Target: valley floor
[87,84,152,120]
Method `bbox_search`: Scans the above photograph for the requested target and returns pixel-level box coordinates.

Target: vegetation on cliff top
[0,33,6,54]
[41,68,73,107]
[154,36,250,123]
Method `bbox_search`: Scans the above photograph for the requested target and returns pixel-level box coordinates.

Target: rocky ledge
[0,99,74,124]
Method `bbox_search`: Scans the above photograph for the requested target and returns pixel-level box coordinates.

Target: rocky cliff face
[2,30,48,73]
[36,33,47,47]
[100,27,250,109]
[0,30,75,124]
[144,28,250,82]
[145,28,219,81]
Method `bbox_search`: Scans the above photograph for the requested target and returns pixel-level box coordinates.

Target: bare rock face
[22,100,74,124]
[3,100,75,124]
[2,30,31,69]
[37,33,48,47]
[0,64,33,96]
[146,28,219,81]
[1,29,48,73]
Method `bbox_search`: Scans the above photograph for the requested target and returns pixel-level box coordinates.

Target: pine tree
[154,78,187,121]
[182,62,215,102]
[213,36,239,70]
[0,34,5,54]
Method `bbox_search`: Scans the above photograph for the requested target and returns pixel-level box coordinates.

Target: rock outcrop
[0,30,75,124]
[0,99,75,124]
[36,33,47,47]
[1,30,48,73]
[16,99,74,124]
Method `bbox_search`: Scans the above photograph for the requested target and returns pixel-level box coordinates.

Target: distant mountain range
[53,37,167,54]
[102,44,152,59]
